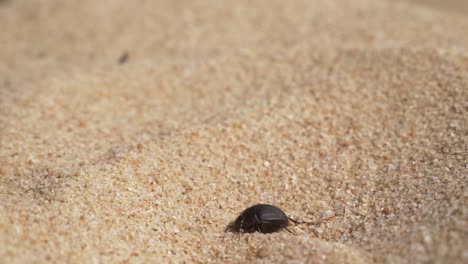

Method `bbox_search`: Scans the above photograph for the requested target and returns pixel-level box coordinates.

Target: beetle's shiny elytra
[227,204,295,234]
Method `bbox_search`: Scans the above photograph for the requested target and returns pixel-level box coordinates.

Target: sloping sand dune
[0,0,467,263]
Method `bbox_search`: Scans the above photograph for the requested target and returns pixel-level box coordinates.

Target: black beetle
[226,204,301,234]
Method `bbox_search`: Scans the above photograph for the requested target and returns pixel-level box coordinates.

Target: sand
[0,0,467,263]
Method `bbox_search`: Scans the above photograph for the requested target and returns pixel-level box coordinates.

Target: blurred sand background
[0,0,467,263]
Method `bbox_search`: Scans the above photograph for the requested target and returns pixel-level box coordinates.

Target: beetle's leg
[284,227,294,234]
[288,217,307,225]
[254,213,264,233]
[257,224,263,233]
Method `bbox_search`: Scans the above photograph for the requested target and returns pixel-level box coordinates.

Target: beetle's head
[225,214,258,233]
[224,221,238,233]
[225,214,244,233]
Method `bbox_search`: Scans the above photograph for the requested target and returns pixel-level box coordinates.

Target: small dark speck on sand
[118,52,129,64]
